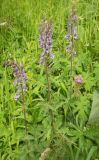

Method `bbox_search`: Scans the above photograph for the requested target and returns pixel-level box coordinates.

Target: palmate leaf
[88,90,99,124]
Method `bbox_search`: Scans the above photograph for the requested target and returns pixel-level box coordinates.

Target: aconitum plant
[38,18,55,138]
[10,61,30,157]
[5,60,28,148]
[39,18,54,64]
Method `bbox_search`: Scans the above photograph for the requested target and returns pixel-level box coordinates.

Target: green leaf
[88,90,99,124]
[86,146,97,160]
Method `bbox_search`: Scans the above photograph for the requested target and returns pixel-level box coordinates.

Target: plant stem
[70,6,75,99]
[45,56,51,102]
[45,55,54,137]
[21,85,28,137]
[21,85,31,160]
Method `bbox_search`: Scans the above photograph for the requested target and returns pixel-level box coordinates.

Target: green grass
[0,0,99,159]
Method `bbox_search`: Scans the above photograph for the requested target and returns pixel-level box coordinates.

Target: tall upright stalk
[19,65,31,160]
[70,9,75,97]
[45,57,51,102]
[39,18,55,140]
[66,1,77,98]
[21,83,28,137]
[9,61,31,159]
[45,55,55,137]
[21,85,31,160]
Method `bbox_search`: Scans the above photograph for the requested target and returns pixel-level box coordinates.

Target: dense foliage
[0,0,99,159]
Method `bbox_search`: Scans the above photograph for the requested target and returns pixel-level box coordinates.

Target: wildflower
[74,75,83,85]
[4,60,27,101]
[66,41,72,52]
[14,86,20,101]
[65,34,70,40]
[65,5,77,55]
[11,61,27,101]
[39,18,54,64]
[73,27,77,39]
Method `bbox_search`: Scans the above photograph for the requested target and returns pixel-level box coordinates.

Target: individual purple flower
[72,14,77,22]
[14,86,20,101]
[73,27,77,39]
[39,18,54,64]
[66,41,72,52]
[39,52,45,64]
[65,34,70,40]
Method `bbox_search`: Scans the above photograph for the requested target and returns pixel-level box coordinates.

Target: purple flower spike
[4,60,27,101]
[11,61,27,101]
[39,18,54,64]
[65,5,78,55]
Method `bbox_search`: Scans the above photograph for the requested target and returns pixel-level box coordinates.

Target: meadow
[0,0,99,159]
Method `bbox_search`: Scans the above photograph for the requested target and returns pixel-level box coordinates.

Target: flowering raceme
[11,61,27,101]
[66,6,77,56]
[39,19,54,64]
